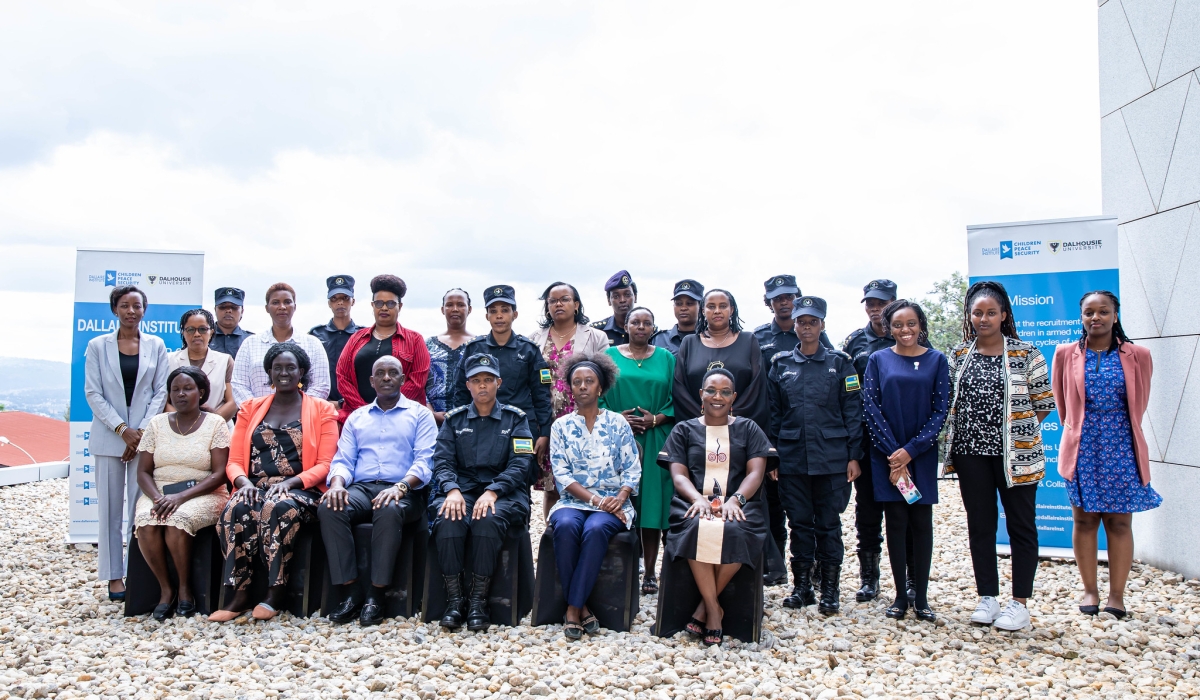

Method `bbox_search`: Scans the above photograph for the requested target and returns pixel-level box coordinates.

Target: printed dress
[535,337,576,491]
[659,418,774,566]
[425,337,465,413]
[1068,349,1162,513]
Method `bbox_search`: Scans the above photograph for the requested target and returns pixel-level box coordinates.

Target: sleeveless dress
[1067,349,1162,513]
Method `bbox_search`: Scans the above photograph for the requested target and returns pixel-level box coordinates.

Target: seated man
[431,352,534,632]
[319,355,436,626]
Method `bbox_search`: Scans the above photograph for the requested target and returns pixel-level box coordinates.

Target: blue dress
[1067,349,1161,513]
[862,348,950,505]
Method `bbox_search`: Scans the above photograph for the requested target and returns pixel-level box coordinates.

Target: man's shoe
[466,574,492,632]
[993,600,1031,631]
[782,563,816,608]
[440,574,466,629]
[817,562,841,616]
[328,590,363,624]
[969,596,1001,625]
[359,592,385,627]
[855,552,881,602]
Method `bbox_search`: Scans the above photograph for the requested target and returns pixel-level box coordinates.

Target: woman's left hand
[721,499,745,522]
[151,494,184,521]
[887,448,912,469]
[599,491,628,515]
[263,480,295,502]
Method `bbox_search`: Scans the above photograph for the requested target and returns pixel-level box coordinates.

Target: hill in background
[0,357,69,419]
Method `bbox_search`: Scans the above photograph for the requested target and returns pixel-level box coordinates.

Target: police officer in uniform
[210,287,253,359]
[841,279,929,603]
[591,270,637,346]
[650,279,703,354]
[450,285,552,469]
[768,296,863,616]
[432,353,535,631]
[310,275,363,407]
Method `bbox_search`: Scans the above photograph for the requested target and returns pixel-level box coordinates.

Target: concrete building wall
[1099,0,1200,578]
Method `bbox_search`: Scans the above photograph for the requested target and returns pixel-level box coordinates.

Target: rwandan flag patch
[513,438,535,454]
[539,368,553,384]
[845,375,861,392]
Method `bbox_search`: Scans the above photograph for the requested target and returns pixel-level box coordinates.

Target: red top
[336,324,431,423]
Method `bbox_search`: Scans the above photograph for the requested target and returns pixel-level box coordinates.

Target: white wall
[1099,0,1200,578]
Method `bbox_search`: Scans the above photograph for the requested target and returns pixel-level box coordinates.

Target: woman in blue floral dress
[425,289,474,425]
[1052,291,1159,619]
[548,352,641,639]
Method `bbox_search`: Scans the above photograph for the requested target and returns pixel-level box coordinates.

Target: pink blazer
[1051,341,1153,485]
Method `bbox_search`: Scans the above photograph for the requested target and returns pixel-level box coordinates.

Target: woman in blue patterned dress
[1052,291,1158,619]
[549,352,641,639]
[425,289,474,425]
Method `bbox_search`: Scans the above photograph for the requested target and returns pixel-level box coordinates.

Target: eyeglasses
[372,300,400,310]
[702,388,734,398]
[547,297,574,307]
[183,326,212,335]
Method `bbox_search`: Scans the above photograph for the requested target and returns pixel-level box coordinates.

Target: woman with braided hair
[1052,291,1158,619]
[943,280,1055,631]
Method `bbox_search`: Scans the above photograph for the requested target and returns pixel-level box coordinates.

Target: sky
[0,1,1103,363]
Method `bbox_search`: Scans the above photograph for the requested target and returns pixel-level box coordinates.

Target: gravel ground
[2,478,1199,700]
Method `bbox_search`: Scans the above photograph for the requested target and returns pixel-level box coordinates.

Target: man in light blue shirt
[319,356,437,626]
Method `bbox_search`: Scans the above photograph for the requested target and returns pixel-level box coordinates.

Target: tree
[920,271,968,355]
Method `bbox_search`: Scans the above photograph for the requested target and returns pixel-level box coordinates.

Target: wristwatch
[395,481,410,497]
[731,493,747,507]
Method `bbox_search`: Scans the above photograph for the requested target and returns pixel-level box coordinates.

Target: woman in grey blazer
[84,285,170,600]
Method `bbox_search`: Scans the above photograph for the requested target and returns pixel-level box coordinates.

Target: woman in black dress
[659,369,773,646]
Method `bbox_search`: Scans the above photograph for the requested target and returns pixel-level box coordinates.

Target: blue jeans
[549,507,624,609]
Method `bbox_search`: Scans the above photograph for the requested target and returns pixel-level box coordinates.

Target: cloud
[0,1,1102,362]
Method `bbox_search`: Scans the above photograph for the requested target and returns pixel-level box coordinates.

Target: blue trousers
[549,507,623,609]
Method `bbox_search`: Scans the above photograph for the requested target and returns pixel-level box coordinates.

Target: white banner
[69,248,204,543]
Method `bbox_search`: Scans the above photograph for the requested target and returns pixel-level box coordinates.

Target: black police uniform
[650,279,704,354]
[767,296,863,614]
[309,275,363,405]
[592,269,636,346]
[209,287,253,359]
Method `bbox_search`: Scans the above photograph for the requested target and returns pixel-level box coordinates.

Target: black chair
[216,521,326,618]
[125,525,223,617]
[531,524,640,632]
[319,519,428,619]
[421,521,534,626]
[652,550,765,643]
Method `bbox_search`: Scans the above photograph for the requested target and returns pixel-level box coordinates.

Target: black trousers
[318,482,425,587]
[778,473,852,566]
[430,489,526,577]
[883,501,933,606]
[953,454,1039,599]
[855,452,916,574]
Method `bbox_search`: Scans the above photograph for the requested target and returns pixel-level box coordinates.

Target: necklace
[173,411,202,435]
[628,345,654,368]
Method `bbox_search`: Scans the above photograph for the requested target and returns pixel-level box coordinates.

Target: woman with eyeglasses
[167,309,237,424]
[335,274,432,423]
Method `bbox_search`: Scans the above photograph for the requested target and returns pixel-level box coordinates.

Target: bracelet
[650,414,657,428]
[589,494,600,507]
[115,423,127,436]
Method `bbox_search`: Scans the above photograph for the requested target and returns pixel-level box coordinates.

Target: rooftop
[0,411,68,466]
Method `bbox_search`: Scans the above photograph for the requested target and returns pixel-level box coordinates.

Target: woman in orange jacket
[1052,291,1159,619]
[209,342,339,622]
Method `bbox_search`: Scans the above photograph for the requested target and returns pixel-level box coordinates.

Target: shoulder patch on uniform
[512,437,535,454]
[754,323,770,332]
[830,349,852,361]
[501,404,527,417]
[770,350,791,364]
[844,374,861,392]
[539,368,553,384]
[445,405,469,417]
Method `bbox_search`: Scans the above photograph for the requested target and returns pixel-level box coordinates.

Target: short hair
[265,282,296,304]
[626,306,655,324]
[166,365,211,407]
[442,288,471,306]
[178,308,216,343]
[537,281,589,329]
[109,285,147,313]
[263,341,312,387]
[607,282,638,301]
[371,274,408,299]
[696,289,745,334]
[882,299,929,343]
[702,367,736,389]
[562,352,620,394]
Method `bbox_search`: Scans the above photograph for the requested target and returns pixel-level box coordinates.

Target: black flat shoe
[175,599,197,618]
[152,596,177,622]
[1104,606,1127,619]
[1079,604,1100,616]
[914,607,937,623]
[359,599,384,627]
[885,605,907,620]
[327,596,362,624]
[108,590,126,602]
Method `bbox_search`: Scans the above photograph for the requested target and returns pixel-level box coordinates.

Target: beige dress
[134,413,231,535]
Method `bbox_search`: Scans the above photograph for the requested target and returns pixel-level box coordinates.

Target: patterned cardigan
[942,337,1056,487]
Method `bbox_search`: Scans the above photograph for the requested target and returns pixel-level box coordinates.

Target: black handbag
[161,480,198,495]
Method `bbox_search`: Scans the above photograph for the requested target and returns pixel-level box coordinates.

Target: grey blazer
[84,331,170,458]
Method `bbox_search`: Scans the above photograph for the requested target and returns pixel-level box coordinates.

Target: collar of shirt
[367,394,418,414]
[466,401,503,420]
[323,319,362,334]
[864,323,889,341]
[485,332,518,348]
[792,345,829,363]
[770,319,793,337]
[601,315,625,332]
[214,325,249,337]
[251,329,296,345]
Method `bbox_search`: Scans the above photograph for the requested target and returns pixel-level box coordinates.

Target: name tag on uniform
[513,438,535,454]
[539,368,553,384]
[845,375,861,392]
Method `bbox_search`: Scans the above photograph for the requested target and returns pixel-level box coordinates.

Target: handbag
[161,480,198,495]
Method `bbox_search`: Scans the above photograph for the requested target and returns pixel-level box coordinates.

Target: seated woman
[659,368,773,647]
[548,352,641,640]
[134,366,231,620]
[209,342,339,622]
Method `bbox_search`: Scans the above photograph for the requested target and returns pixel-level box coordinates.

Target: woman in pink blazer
[1052,291,1159,620]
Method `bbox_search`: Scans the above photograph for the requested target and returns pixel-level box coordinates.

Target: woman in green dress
[602,306,676,593]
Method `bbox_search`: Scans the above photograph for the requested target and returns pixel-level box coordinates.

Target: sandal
[581,613,600,634]
[563,621,585,640]
[685,616,705,636]
[702,628,723,646]
[641,575,659,595]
